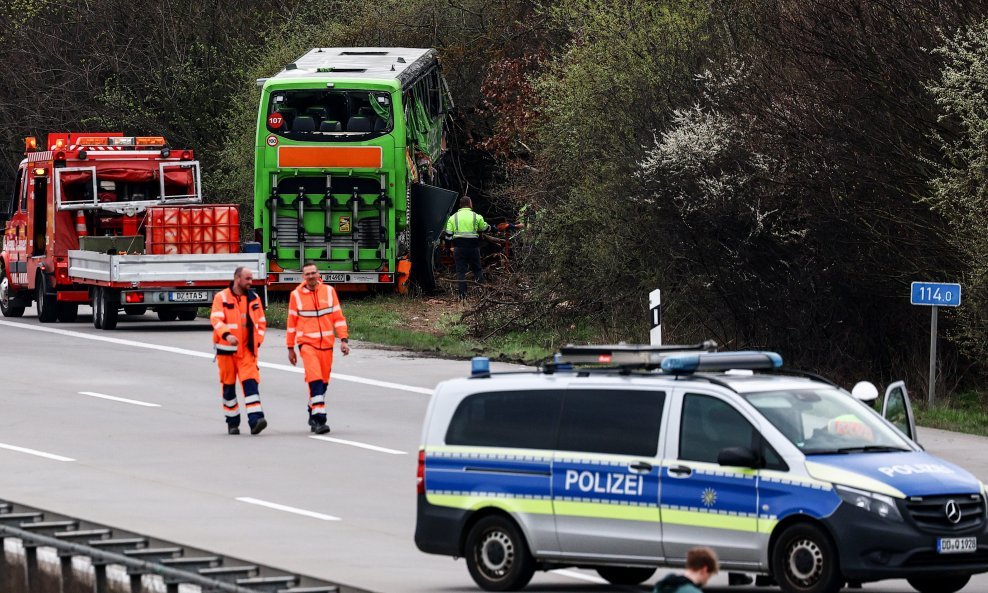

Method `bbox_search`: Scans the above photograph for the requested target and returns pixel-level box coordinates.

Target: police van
[414,343,988,593]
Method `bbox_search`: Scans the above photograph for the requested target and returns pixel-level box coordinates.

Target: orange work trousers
[217,352,263,427]
[300,345,334,423]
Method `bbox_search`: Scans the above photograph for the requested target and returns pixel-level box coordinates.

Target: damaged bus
[254,47,459,293]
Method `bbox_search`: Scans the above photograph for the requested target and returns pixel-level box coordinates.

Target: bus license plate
[323,273,347,282]
[169,291,208,303]
[938,537,977,554]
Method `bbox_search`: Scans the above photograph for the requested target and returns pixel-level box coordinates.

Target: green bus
[254,47,458,293]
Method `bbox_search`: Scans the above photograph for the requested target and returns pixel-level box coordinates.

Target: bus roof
[265,47,437,89]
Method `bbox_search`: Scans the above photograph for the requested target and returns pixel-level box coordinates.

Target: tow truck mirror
[850,381,879,403]
[717,446,760,469]
[882,380,916,442]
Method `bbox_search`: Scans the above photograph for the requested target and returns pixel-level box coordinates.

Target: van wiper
[803,445,910,455]
[833,445,910,454]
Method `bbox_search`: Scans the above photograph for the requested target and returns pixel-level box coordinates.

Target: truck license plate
[937,537,977,554]
[169,291,209,303]
[322,273,347,282]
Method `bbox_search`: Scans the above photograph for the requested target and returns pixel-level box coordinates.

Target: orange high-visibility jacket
[286,282,348,350]
[210,286,267,356]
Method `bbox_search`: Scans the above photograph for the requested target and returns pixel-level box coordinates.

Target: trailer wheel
[95,287,119,330]
[56,303,79,323]
[36,272,57,323]
[0,264,25,318]
[123,305,147,316]
[92,287,104,328]
[158,309,179,322]
[176,309,197,321]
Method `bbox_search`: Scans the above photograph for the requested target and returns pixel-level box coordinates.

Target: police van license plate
[169,291,208,303]
[937,537,977,554]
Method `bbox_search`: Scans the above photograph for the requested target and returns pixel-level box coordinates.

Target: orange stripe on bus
[279,146,383,169]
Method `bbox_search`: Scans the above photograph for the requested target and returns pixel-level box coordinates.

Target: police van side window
[445,390,562,449]
[680,393,787,470]
[557,390,664,457]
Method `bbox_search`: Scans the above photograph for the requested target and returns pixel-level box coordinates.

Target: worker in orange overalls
[286,261,350,434]
[211,266,268,435]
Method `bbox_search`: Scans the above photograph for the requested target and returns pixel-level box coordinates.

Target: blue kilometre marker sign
[910,282,962,307]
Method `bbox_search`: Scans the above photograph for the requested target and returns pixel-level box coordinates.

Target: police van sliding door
[660,391,763,565]
[551,388,665,560]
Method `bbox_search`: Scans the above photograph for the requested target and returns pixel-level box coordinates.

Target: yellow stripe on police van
[553,501,659,522]
[426,494,554,515]
[660,508,760,533]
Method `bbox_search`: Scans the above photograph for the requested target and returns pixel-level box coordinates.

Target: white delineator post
[649,289,661,346]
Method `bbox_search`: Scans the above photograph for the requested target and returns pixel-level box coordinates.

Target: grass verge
[263,294,556,364]
[914,390,988,437]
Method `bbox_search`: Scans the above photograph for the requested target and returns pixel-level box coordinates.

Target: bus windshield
[267,89,393,139]
[742,387,913,455]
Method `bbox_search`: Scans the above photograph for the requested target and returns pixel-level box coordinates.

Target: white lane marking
[0,320,433,395]
[235,497,340,521]
[552,569,609,584]
[309,436,407,455]
[0,442,75,462]
[78,391,161,408]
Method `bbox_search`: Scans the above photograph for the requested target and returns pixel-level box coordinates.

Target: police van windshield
[266,89,393,139]
[742,388,912,455]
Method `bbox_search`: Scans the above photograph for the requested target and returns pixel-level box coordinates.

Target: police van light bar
[556,341,718,366]
[660,351,783,373]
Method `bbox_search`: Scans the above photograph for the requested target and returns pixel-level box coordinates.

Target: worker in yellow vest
[444,196,491,299]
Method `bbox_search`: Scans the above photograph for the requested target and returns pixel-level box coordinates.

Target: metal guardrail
[0,499,367,593]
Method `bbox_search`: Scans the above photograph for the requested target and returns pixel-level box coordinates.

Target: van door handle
[629,462,652,474]
[668,465,693,477]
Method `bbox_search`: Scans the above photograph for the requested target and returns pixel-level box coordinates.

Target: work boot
[313,423,330,435]
[228,426,240,435]
[250,418,268,435]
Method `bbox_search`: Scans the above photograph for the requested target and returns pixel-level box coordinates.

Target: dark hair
[302,261,319,271]
[685,547,719,573]
[458,196,472,208]
[233,266,247,279]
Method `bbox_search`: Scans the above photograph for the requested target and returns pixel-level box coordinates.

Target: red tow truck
[0,132,265,329]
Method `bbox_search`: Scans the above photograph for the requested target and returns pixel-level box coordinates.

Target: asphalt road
[1,306,986,593]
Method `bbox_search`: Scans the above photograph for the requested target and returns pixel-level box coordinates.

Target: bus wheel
[36,272,58,323]
[771,523,842,593]
[464,515,535,591]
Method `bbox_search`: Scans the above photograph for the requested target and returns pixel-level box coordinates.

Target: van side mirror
[717,446,760,468]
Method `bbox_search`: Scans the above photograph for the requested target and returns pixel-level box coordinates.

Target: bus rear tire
[464,515,535,591]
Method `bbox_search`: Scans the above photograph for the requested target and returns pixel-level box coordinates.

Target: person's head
[684,546,719,586]
[459,196,472,209]
[232,266,253,294]
[302,261,321,290]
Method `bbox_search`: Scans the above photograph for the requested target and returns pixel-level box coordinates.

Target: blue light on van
[661,354,700,372]
[471,357,491,377]
[661,351,784,373]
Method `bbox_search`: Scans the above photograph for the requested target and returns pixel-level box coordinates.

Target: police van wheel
[464,515,535,591]
[771,523,842,593]
[907,574,970,593]
[595,566,655,585]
